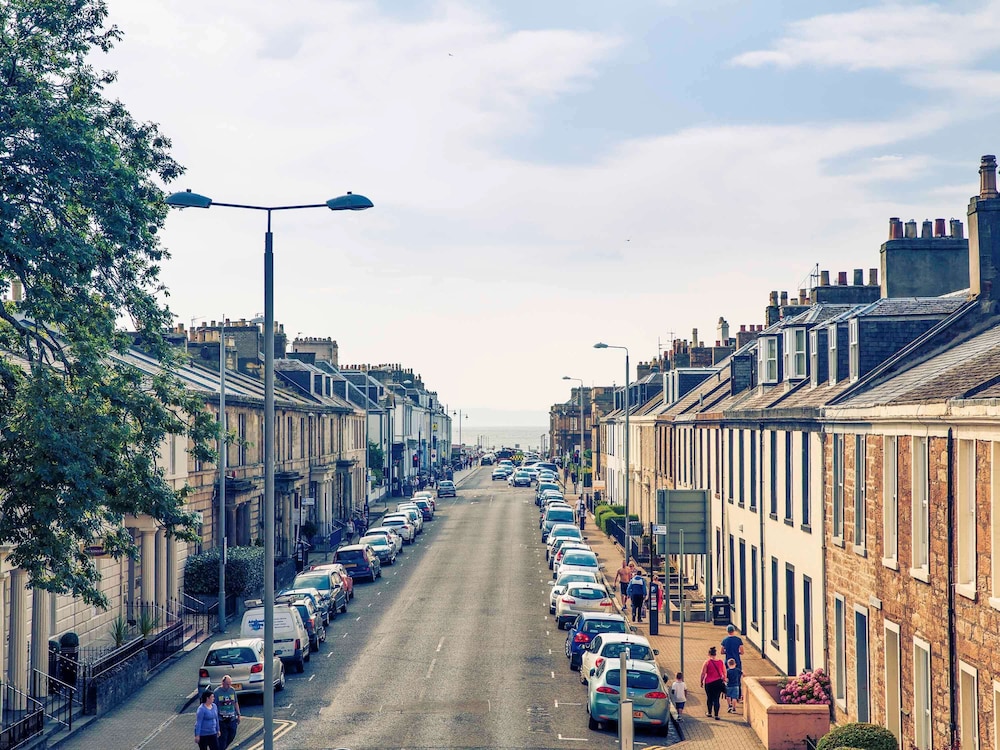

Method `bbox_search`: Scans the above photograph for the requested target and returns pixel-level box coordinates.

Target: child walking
[726,658,742,713]
[670,671,687,716]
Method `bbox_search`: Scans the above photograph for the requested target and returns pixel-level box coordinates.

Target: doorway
[785,564,796,676]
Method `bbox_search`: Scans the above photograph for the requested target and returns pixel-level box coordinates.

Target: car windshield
[568,587,606,600]
[547,510,574,523]
[361,536,387,547]
[439,482,454,487]
[335,549,365,562]
[602,643,653,660]
[583,619,626,635]
[206,647,257,666]
[562,552,598,567]
[293,574,330,590]
[559,573,597,586]
[605,670,660,690]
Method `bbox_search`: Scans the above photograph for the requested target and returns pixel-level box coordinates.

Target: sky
[99,0,1000,427]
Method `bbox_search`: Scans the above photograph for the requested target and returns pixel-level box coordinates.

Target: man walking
[721,624,745,700]
[214,675,241,750]
[613,559,631,607]
[627,572,647,622]
[577,499,586,531]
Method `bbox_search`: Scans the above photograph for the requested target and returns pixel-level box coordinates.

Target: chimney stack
[718,317,730,344]
[798,288,807,304]
[969,155,1000,302]
[692,328,699,348]
[981,154,999,199]
[780,291,788,306]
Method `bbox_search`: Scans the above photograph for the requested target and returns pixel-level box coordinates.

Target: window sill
[853,545,867,558]
[989,597,1000,612]
[738,502,745,509]
[769,513,778,521]
[833,537,845,549]
[770,640,780,650]
[956,583,977,601]
[800,523,812,534]
[836,698,847,712]
[783,518,794,527]
[749,506,757,514]
[728,498,734,505]
[910,567,930,584]
[881,557,899,571]
[750,621,759,631]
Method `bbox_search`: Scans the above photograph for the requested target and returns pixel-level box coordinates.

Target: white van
[241,601,310,673]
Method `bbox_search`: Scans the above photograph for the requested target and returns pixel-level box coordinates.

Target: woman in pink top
[700,646,727,719]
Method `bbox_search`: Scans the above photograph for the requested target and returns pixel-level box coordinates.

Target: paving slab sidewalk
[565,494,779,750]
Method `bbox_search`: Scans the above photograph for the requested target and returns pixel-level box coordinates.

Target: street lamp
[594,342,630,565]
[562,376,585,494]
[165,188,372,750]
[452,410,467,454]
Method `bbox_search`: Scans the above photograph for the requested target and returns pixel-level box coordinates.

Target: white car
[557,549,603,580]
[555,582,615,629]
[549,570,600,614]
[395,504,424,533]
[381,514,415,543]
[365,526,404,555]
[552,542,593,577]
[580,633,658,684]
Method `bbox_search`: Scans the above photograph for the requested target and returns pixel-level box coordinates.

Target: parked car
[275,594,326,652]
[198,638,284,697]
[293,568,349,614]
[360,533,397,565]
[546,535,583,562]
[542,508,577,540]
[544,525,583,552]
[365,526,404,555]
[307,563,355,600]
[412,498,434,520]
[492,467,508,481]
[549,570,600,614]
[580,633,658,684]
[437,480,457,498]
[394,505,424,533]
[333,544,382,582]
[586,659,671,734]
[381,514,416,544]
[556,549,602,579]
[241,602,309,673]
[555,583,615,629]
[276,586,330,625]
[551,542,593,574]
[509,470,532,487]
[565,612,628,670]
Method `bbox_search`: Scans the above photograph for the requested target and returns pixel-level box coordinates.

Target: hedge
[817,724,897,750]
[184,546,265,596]
[600,512,624,533]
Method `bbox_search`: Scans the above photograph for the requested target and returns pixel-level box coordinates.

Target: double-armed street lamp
[594,342,631,565]
[562,376,585,491]
[165,188,373,750]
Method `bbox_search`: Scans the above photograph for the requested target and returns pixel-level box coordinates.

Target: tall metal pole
[218,317,227,633]
[263,220,276,750]
[579,385,585,488]
[363,372,369,521]
[624,351,631,566]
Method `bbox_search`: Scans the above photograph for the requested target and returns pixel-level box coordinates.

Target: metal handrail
[30,669,74,730]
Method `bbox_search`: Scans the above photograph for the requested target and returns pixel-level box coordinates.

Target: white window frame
[854,435,866,554]
[810,330,820,387]
[884,620,902,745]
[785,328,807,379]
[829,325,839,384]
[913,636,932,750]
[911,436,930,582]
[759,337,778,384]
[849,318,861,382]
[883,435,898,569]
[959,661,980,750]
[854,605,871,723]
[834,594,847,707]
[832,434,845,542]
[957,439,977,599]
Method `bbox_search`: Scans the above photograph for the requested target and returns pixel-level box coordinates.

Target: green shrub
[600,513,624,533]
[817,723,897,750]
[184,545,265,596]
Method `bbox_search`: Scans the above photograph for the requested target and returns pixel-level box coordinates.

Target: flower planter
[744,676,831,750]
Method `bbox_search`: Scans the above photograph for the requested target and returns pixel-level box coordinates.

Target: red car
[310,563,354,600]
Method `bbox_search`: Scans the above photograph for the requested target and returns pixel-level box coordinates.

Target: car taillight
[595,658,604,668]
[596,686,619,694]
[309,617,316,627]
[295,639,300,650]
[561,597,575,604]
[199,669,209,678]
[573,633,591,644]
[600,600,613,606]
[644,691,667,699]
[250,663,263,674]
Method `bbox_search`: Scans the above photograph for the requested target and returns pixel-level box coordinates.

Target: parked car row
[198,493,446,699]
[535,517,673,737]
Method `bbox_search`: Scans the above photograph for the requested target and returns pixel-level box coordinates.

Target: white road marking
[436,637,444,652]
[548,649,552,655]
[377,591,382,596]
[557,734,589,742]
[546,630,550,636]
[308,674,315,682]
[327,651,334,658]
[555,700,582,707]
[356,616,361,621]
[426,658,437,678]
[342,632,348,638]
[551,671,555,678]
[367,603,372,607]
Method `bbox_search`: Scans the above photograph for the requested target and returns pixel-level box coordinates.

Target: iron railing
[30,669,74,731]
[0,683,43,750]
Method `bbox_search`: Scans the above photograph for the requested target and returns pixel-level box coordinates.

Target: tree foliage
[0,0,215,606]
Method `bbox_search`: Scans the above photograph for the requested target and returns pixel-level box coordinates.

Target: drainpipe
[758,424,767,658]
[946,429,958,748]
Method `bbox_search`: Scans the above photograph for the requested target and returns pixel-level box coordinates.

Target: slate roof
[854,297,966,318]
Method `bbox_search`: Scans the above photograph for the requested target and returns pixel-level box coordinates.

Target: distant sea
[463,425,548,453]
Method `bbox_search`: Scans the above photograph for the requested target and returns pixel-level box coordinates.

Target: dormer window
[849,319,860,382]
[829,325,839,384]
[758,336,778,384]
[810,330,819,387]
[784,328,807,380]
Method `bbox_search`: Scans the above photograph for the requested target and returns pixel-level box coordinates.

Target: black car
[437,480,457,498]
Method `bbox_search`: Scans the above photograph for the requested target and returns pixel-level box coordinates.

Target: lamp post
[218,318,227,633]
[165,188,372,750]
[452,410,467,465]
[594,343,630,565]
[361,371,370,524]
[562,376,585,494]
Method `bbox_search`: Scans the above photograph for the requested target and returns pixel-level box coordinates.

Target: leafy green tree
[0,0,215,606]
[368,440,384,483]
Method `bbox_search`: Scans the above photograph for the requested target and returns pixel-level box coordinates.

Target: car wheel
[304,648,311,663]
[297,657,306,673]
[340,599,348,614]
[588,712,600,731]
[564,640,571,658]
[320,627,327,643]
[657,723,670,737]
[276,666,286,691]
[570,658,580,672]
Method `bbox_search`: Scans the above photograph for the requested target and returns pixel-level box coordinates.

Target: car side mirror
[653,649,659,655]
[599,564,606,570]
[589,668,596,677]
[548,581,554,586]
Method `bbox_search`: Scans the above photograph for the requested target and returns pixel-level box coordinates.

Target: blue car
[564,612,628,670]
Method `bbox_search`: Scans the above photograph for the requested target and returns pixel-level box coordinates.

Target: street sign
[301,497,315,506]
[653,524,667,536]
[655,488,709,555]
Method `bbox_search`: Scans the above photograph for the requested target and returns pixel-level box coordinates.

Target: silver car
[555,582,615,629]
[587,659,671,735]
[381,514,416,543]
[198,637,285,696]
[366,526,404,555]
[549,570,600,614]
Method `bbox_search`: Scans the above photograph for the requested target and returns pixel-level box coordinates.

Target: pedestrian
[627,572,647,622]
[577,499,586,531]
[652,574,664,622]
[214,675,241,750]
[725,658,742,714]
[670,671,687,716]
[194,690,221,750]
[721,623,745,699]
[346,517,355,544]
[700,646,727,720]
[613,559,631,606]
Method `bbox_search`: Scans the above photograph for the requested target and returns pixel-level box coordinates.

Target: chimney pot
[951,218,964,239]
[838,271,848,285]
[934,218,947,237]
[889,217,903,239]
[980,155,999,199]
[769,290,779,305]
[921,220,933,239]
[853,269,863,286]
[780,291,789,306]
[799,288,807,304]
[740,324,746,332]
[820,270,830,286]
[904,220,918,239]
[869,268,878,286]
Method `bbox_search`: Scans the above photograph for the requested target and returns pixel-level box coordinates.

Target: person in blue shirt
[194,690,220,750]
[721,624,745,700]
[627,574,647,622]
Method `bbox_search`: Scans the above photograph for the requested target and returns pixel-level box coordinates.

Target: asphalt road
[237,467,625,750]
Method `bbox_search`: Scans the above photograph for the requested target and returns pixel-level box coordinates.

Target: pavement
[49,467,482,750]
[564,490,780,750]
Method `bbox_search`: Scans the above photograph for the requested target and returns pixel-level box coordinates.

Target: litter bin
[711,594,731,626]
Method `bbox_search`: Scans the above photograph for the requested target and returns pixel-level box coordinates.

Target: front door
[785,564,796,675]
[738,539,747,633]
